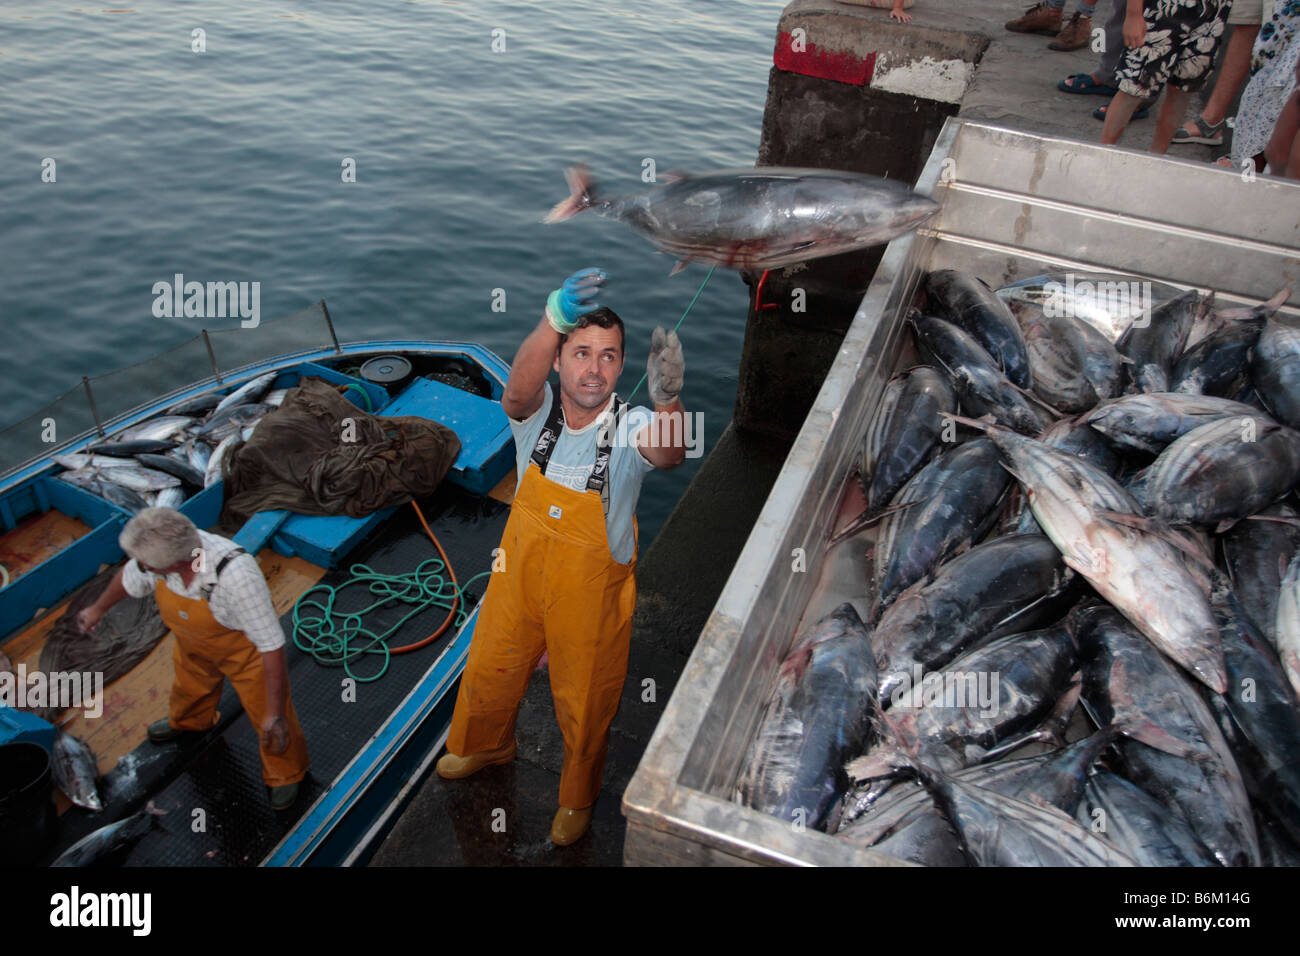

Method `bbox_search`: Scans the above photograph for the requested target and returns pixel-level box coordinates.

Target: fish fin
[1009,380,1062,418]
[939,410,992,433]
[658,168,691,184]
[1214,285,1292,322]
[669,258,692,276]
[1108,657,1204,759]
[996,460,1030,487]
[1061,552,1098,580]
[1244,513,1300,530]
[826,498,919,546]
[1102,511,1218,575]
[844,749,905,783]
[977,729,1051,763]
[543,163,596,223]
[1042,674,1083,743]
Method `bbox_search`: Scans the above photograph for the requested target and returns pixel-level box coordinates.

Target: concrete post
[735,0,987,440]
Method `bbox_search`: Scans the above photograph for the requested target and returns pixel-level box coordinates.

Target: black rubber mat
[39,484,508,867]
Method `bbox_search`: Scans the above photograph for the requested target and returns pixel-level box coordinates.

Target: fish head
[554,321,625,412]
[849,193,940,246]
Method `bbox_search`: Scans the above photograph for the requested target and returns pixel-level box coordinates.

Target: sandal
[1059,73,1119,96]
[1093,103,1151,121]
[1171,116,1225,146]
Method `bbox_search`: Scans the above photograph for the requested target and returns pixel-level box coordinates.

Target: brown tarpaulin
[220,376,461,528]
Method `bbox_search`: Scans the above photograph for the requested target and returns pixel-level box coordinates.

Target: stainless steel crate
[622,118,1300,867]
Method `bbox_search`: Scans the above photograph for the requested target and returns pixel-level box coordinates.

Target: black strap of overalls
[529,381,626,520]
[200,547,247,599]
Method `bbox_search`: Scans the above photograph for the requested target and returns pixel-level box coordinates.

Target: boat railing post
[320,299,342,354]
[202,329,224,384]
[82,376,105,438]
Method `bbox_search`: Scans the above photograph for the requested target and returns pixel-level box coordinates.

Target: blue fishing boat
[0,301,519,866]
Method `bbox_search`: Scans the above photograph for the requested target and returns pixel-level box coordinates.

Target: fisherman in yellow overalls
[437,268,688,845]
[78,507,309,809]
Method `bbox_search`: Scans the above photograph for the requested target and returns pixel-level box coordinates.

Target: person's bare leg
[1152,87,1193,152]
[1181,25,1260,132]
[1264,89,1300,177]
[1101,91,1145,144]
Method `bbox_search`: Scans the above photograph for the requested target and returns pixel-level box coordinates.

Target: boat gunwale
[0,339,512,493]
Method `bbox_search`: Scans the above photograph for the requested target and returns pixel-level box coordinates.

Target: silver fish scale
[600,168,938,271]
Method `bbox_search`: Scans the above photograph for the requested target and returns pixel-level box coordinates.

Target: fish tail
[544,163,598,223]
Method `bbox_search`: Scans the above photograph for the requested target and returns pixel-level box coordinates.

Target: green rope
[626,264,716,402]
[292,562,493,683]
[343,382,374,412]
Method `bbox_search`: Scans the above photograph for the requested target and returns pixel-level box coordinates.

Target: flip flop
[1059,73,1119,96]
[1093,103,1151,121]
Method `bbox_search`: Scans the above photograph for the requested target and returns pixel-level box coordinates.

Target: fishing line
[626,264,716,402]
[291,501,490,683]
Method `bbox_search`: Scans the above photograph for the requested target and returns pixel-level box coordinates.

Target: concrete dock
[369,0,1235,867]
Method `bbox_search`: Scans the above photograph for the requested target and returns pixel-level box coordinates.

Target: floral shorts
[1115,0,1232,98]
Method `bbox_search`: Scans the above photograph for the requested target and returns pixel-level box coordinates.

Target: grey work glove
[646,327,684,407]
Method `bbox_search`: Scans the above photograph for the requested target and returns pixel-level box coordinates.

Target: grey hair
[119,507,201,571]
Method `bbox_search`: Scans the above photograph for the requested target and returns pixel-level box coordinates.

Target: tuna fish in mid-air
[544,164,940,273]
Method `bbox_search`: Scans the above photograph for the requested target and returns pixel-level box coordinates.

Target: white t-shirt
[122,529,286,652]
[509,386,656,565]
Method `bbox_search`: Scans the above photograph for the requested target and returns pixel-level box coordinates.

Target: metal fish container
[622,119,1300,866]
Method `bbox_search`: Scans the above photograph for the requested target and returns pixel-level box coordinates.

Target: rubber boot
[436,740,518,779]
[550,805,593,846]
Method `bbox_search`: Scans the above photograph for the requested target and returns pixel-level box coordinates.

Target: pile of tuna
[53,372,285,514]
[736,269,1300,866]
